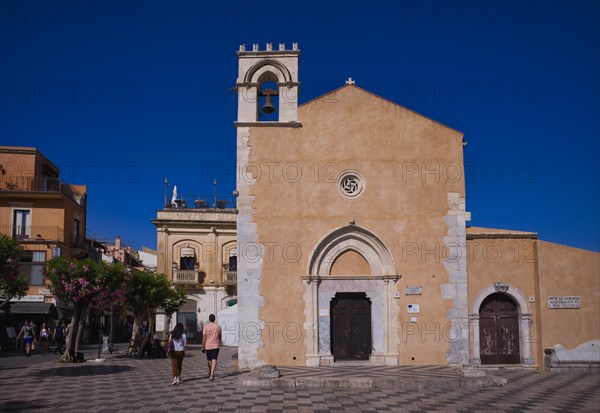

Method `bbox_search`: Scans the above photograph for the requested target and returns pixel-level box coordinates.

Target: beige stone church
[230,43,599,371]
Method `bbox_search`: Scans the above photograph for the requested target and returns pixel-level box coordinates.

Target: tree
[0,234,29,310]
[160,286,187,341]
[44,257,130,362]
[125,270,185,355]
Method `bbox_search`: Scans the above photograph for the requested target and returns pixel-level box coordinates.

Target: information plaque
[547,296,580,309]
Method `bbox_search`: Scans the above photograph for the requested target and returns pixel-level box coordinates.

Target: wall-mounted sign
[405,286,423,295]
[547,296,580,309]
[407,304,420,313]
[15,295,45,302]
[38,288,51,295]
[319,308,330,317]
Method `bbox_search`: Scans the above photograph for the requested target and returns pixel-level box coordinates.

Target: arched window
[258,80,278,121]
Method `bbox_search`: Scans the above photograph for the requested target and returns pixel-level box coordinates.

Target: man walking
[201,314,222,381]
[53,321,65,354]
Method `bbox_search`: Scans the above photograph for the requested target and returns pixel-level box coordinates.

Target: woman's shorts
[23,337,33,344]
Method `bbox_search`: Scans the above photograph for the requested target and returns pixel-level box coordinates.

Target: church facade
[234,44,599,370]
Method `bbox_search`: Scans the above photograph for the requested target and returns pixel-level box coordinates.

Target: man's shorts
[23,337,33,344]
[205,348,219,360]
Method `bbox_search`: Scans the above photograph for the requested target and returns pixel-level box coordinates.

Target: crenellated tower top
[238,42,299,53]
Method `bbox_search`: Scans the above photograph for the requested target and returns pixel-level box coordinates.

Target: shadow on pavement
[29,363,134,377]
[0,401,36,413]
[181,369,246,384]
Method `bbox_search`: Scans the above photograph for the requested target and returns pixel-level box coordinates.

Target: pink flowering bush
[44,257,131,362]
[45,257,129,308]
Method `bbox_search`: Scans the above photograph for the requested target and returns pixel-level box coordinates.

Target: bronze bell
[262,94,276,114]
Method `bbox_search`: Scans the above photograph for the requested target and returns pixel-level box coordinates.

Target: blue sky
[1,0,598,252]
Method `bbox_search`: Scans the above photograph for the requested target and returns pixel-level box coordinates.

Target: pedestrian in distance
[201,314,222,381]
[167,323,187,385]
[39,323,50,354]
[141,320,149,336]
[16,320,36,357]
[53,321,66,354]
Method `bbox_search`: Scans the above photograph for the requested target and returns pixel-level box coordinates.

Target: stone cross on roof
[345,77,355,85]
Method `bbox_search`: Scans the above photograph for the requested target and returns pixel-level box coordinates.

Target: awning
[181,247,195,257]
[8,302,57,315]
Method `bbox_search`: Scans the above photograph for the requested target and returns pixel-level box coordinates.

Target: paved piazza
[1,345,598,412]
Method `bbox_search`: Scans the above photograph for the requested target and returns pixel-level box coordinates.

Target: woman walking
[39,323,50,354]
[16,320,36,357]
[167,323,187,385]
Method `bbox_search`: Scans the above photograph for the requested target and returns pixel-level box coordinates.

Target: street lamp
[213,179,217,208]
[164,178,169,208]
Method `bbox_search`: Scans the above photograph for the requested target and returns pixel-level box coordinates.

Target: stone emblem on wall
[337,171,364,198]
[494,282,509,293]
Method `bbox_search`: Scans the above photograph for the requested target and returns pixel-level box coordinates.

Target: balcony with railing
[226,271,237,286]
[0,175,86,206]
[165,194,237,210]
[173,270,200,285]
[0,225,65,242]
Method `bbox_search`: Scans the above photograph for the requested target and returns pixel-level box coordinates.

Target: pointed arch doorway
[303,225,400,367]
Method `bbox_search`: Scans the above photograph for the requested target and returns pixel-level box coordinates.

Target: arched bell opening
[237,54,299,123]
[252,67,284,122]
[258,80,278,121]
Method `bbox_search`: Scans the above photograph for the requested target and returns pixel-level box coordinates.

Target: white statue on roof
[171,185,178,208]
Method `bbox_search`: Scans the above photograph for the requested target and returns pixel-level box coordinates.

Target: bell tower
[235,42,300,123]
[235,43,300,369]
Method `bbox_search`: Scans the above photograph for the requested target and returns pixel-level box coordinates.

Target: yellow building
[152,202,237,342]
[0,146,87,318]
[233,43,599,371]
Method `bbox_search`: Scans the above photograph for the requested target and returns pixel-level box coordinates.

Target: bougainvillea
[44,257,131,362]
[45,258,128,308]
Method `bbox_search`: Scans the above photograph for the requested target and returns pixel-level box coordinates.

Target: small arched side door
[479,293,521,364]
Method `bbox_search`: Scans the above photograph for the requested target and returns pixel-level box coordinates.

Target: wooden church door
[479,293,521,364]
[330,293,372,361]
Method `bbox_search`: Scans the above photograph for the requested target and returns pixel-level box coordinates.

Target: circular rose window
[337,171,364,198]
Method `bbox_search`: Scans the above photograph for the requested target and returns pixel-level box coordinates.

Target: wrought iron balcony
[226,271,237,286]
[0,175,59,192]
[0,175,86,206]
[0,225,64,242]
[173,270,199,285]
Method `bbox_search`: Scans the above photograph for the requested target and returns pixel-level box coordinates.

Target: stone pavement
[1,344,599,412]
